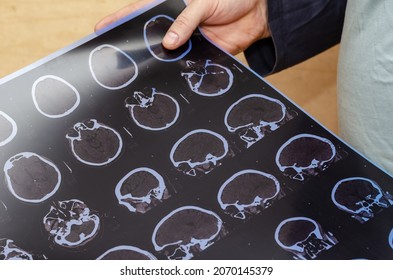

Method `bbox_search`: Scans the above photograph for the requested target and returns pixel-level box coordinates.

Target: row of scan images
[1,82,333,179]
[2,183,393,261]
[0,88,291,149]
[3,16,234,119]
[1,127,352,204]
[4,148,392,219]
[27,57,233,121]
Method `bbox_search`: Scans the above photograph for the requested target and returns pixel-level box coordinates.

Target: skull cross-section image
[115,167,170,214]
[331,177,393,223]
[0,111,17,147]
[66,119,123,166]
[125,88,180,131]
[152,206,223,260]
[170,129,230,177]
[274,217,339,260]
[0,239,43,260]
[224,94,289,148]
[275,134,337,181]
[218,169,281,219]
[43,199,100,249]
[144,15,192,62]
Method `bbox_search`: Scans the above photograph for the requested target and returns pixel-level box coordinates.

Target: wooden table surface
[0,0,339,133]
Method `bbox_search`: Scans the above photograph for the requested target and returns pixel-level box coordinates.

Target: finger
[162,0,213,50]
[95,0,156,31]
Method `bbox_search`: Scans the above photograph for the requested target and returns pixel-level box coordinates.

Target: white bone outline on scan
[115,167,168,213]
[152,205,223,260]
[0,239,33,260]
[89,44,138,90]
[217,169,281,219]
[0,200,9,224]
[3,152,62,203]
[125,88,180,131]
[275,133,337,181]
[274,216,338,260]
[224,94,286,148]
[0,111,17,147]
[144,14,192,62]
[182,60,234,97]
[43,199,100,248]
[389,229,393,250]
[0,200,6,212]
[97,245,157,260]
[32,75,81,118]
[331,177,393,223]
[66,119,123,166]
[169,129,229,176]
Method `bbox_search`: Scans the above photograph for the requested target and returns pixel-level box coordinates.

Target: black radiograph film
[0,0,392,260]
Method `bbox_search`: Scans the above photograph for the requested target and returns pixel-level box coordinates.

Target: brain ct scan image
[32,75,80,118]
[274,217,338,260]
[3,152,61,203]
[0,111,17,147]
[152,206,223,260]
[224,94,287,148]
[182,60,234,97]
[217,169,281,219]
[89,44,138,90]
[0,239,33,260]
[115,167,169,214]
[275,134,337,181]
[66,119,123,166]
[331,177,393,223]
[144,15,192,62]
[43,199,100,248]
[170,129,229,176]
[97,245,156,260]
[125,88,180,131]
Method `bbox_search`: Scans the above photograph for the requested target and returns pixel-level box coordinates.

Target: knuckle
[173,15,191,29]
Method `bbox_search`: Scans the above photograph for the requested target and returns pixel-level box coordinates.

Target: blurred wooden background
[0,0,339,133]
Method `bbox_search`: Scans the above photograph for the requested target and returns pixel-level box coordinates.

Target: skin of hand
[95,0,270,55]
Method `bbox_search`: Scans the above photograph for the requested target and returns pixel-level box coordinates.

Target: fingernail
[163,31,179,46]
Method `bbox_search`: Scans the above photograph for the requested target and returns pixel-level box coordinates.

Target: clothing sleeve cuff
[244,0,286,77]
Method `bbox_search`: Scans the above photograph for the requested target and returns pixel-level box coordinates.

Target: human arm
[95,0,347,76]
[245,0,347,76]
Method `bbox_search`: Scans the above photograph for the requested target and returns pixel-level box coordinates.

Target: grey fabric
[337,0,393,174]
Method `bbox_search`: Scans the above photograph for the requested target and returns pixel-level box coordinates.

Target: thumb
[162,0,210,50]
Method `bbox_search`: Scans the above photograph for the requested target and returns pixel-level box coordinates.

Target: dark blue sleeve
[244,0,347,76]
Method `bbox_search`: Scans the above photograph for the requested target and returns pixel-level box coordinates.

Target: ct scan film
[0,0,392,260]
